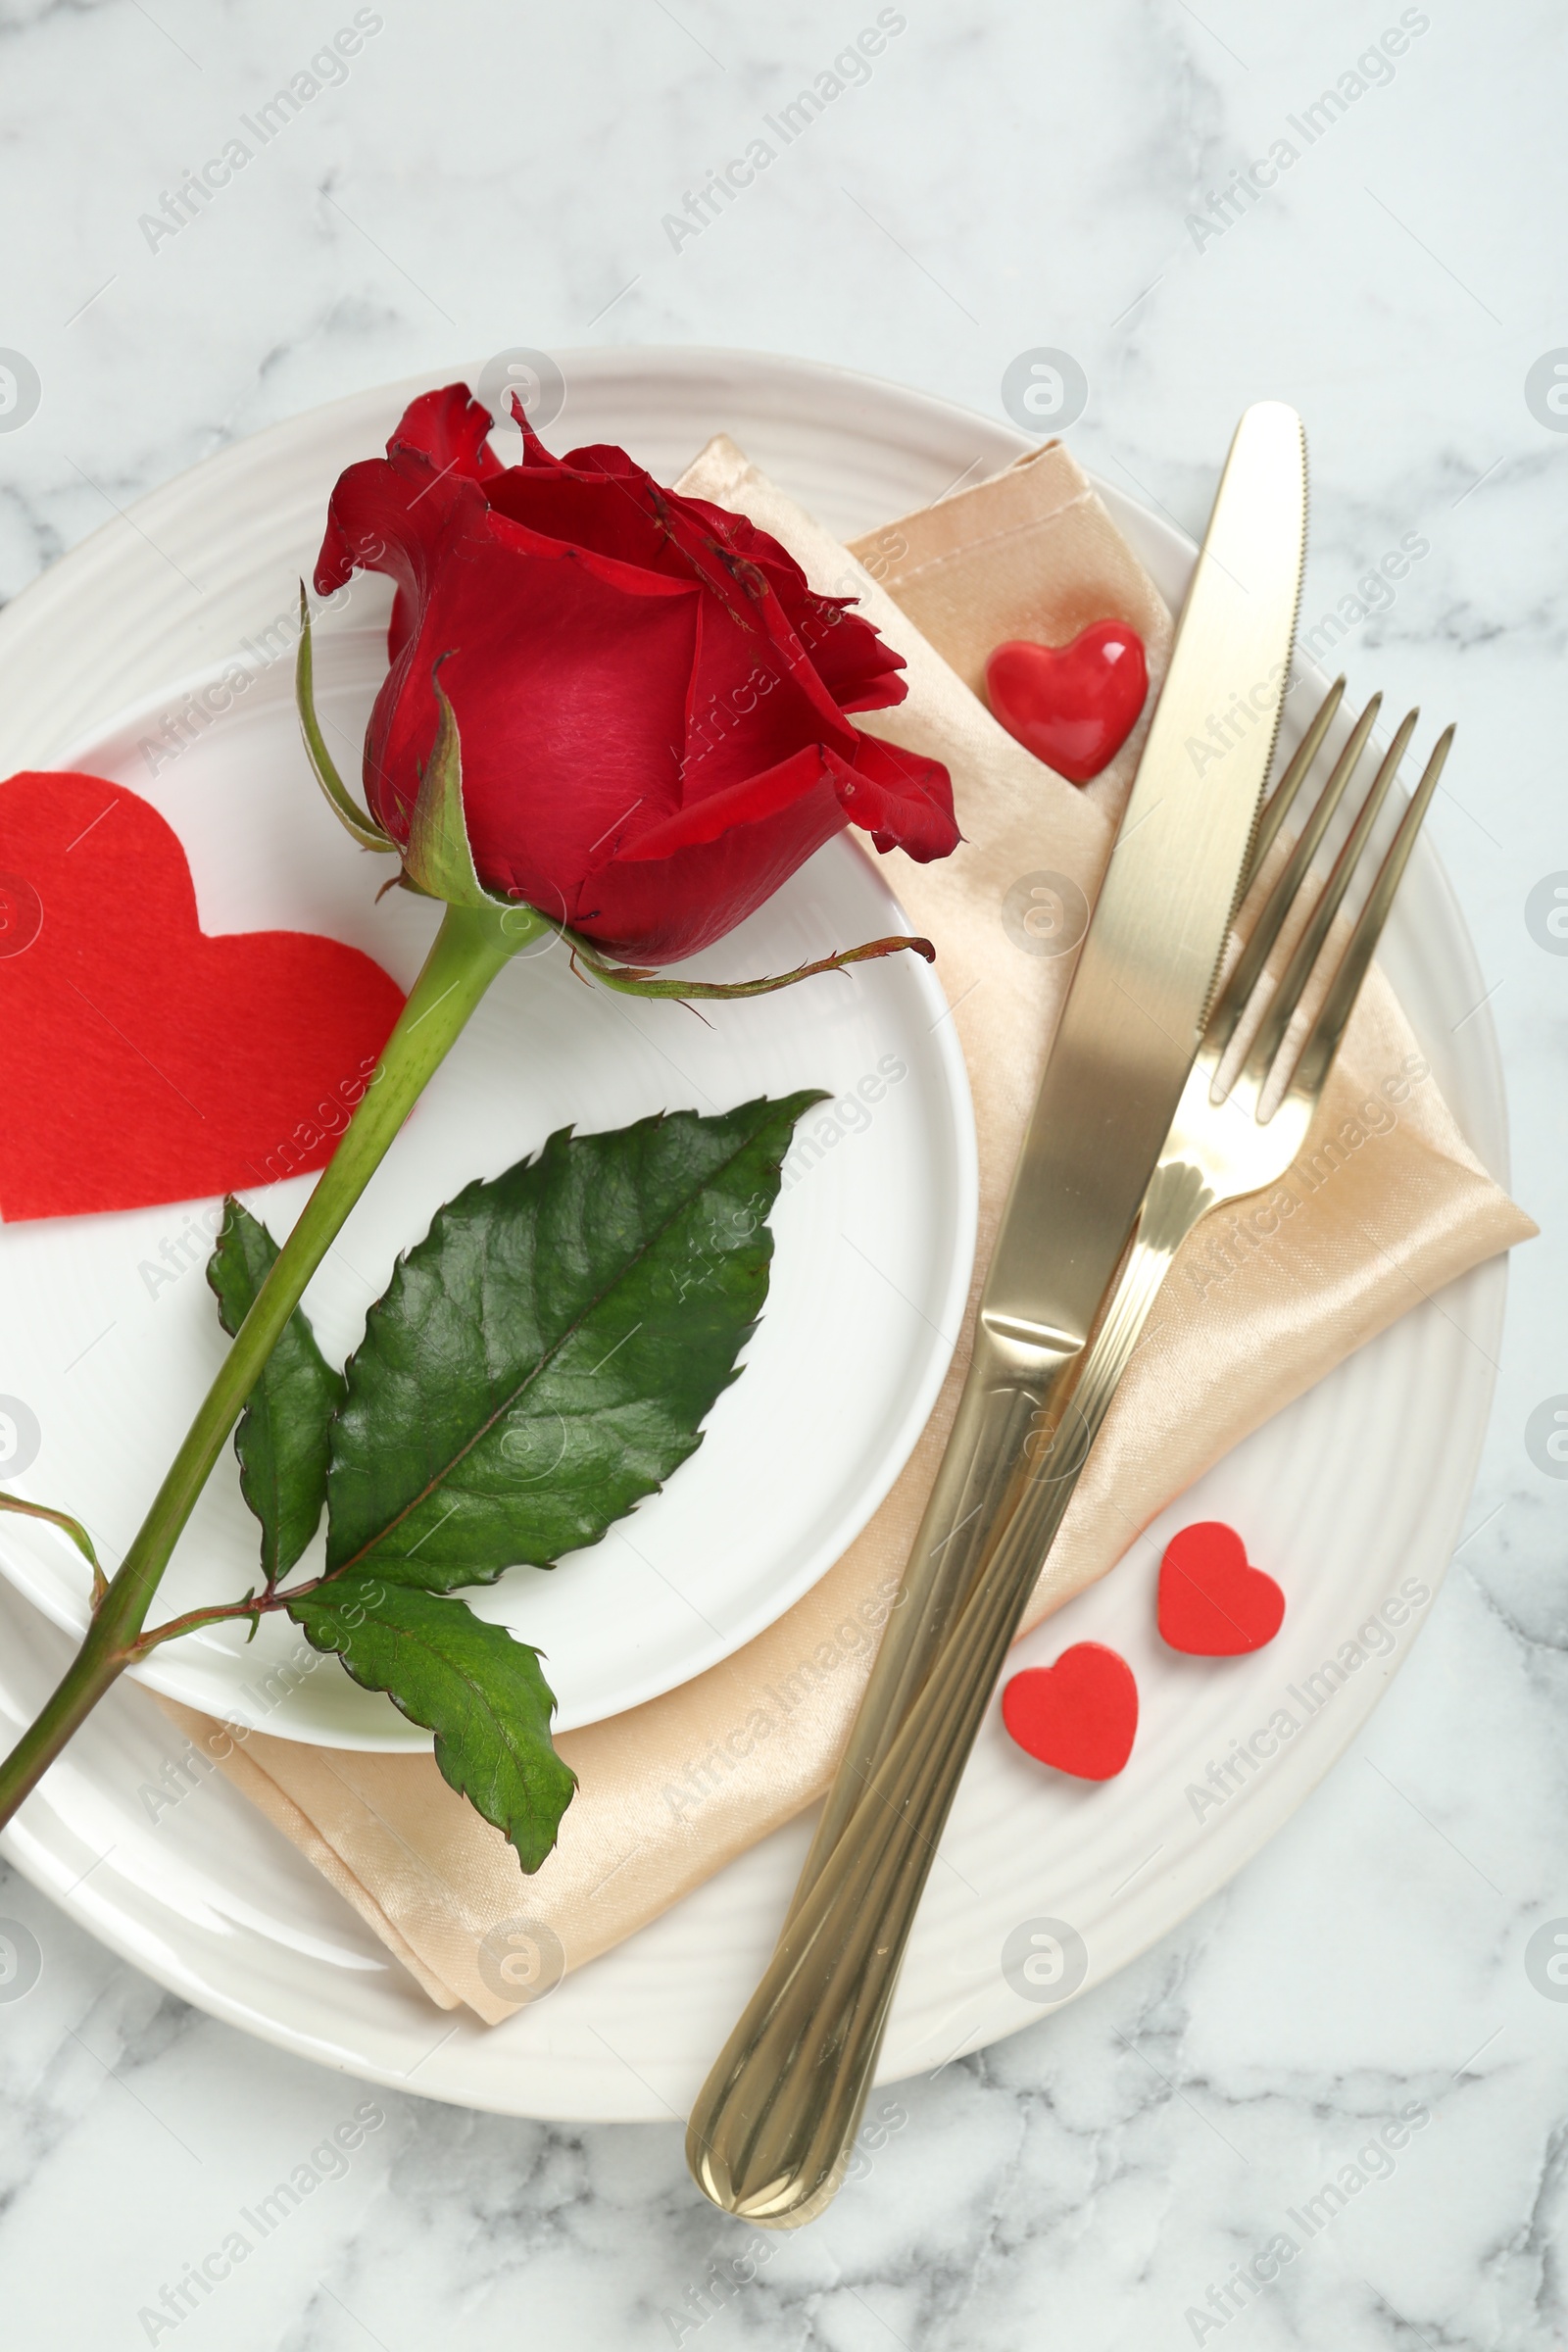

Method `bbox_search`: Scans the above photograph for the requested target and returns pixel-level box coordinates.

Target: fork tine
[1284,723,1454,1107]
[1239,673,1347,899]
[1206,689,1383,1059]
[1241,706,1421,1090]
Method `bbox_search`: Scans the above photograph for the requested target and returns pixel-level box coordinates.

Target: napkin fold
[166,437,1533,2023]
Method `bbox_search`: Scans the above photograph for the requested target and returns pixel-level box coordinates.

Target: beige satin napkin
[162,438,1534,2022]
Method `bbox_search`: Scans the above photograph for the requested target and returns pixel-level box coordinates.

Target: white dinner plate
[0,350,1510,2121]
[0,384,977,1745]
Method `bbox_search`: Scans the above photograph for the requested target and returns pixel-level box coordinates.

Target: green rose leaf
[208,1198,347,1589]
[287,1577,575,1872]
[322,1093,825,1589]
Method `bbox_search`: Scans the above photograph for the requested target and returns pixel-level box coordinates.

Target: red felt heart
[0,771,406,1222]
[1157,1522,1285,1656]
[1002,1642,1139,1781]
[985,619,1149,784]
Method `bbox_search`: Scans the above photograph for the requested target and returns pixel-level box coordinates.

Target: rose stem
[0,898,539,1829]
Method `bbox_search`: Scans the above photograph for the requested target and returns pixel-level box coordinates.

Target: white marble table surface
[1,1,1564,2344]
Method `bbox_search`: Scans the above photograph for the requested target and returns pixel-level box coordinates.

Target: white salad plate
[0,349,1509,2122]
[0,380,979,1745]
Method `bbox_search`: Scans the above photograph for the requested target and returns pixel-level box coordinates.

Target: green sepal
[404,675,519,915]
[294,585,398,853]
[565,927,938,1001]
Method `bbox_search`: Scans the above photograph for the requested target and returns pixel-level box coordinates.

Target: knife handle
[685,1221,1186,2226]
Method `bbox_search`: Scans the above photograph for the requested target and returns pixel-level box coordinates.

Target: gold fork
[686,678,1455,2226]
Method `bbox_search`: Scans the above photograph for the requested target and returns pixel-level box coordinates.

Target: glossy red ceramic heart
[0,770,406,1222]
[1157,1522,1286,1656]
[1001,1642,1139,1781]
[985,618,1149,783]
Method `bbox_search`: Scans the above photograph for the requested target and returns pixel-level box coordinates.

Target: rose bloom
[314,385,957,963]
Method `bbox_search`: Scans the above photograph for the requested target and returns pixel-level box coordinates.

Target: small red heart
[1002,1642,1139,1780]
[985,619,1149,784]
[0,771,406,1221]
[1157,1522,1285,1656]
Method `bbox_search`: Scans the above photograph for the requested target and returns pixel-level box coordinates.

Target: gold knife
[685,402,1309,2225]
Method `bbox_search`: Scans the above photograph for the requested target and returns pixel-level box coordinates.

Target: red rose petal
[388,383,505,485]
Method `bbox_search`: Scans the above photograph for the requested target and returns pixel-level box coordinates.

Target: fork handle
[790,1145,1216,1920]
[686,1216,1191,2226]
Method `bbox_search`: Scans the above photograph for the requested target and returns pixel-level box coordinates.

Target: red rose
[314,385,958,964]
